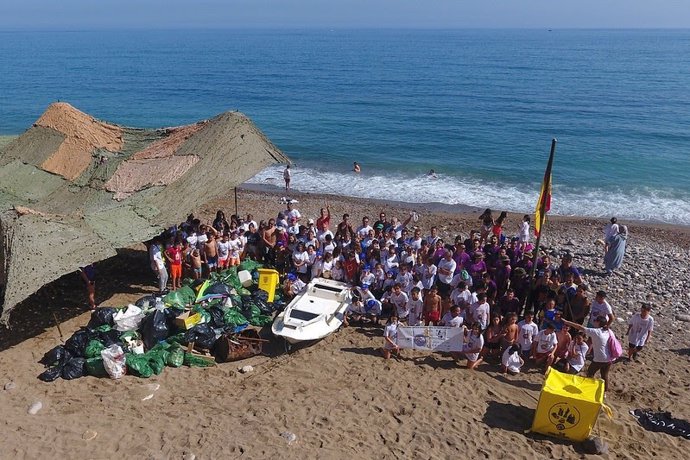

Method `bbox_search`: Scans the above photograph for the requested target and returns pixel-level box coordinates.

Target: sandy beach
[1,187,690,459]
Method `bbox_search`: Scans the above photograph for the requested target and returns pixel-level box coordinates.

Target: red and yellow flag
[534,171,552,237]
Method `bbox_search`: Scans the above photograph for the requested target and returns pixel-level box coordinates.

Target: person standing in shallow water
[283,164,291,192]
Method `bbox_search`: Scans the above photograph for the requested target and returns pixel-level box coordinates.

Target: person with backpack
[561,315,622,393]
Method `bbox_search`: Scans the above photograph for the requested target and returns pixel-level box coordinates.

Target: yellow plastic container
[257,268,280,302]
[531,367,610,441]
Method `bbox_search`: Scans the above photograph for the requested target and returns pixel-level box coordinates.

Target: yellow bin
[531,367,611,442]
[257,268,280,302]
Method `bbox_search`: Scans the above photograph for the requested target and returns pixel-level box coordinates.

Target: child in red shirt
[165,241,183,290]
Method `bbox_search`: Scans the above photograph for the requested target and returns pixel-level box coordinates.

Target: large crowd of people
[145,202,652,391]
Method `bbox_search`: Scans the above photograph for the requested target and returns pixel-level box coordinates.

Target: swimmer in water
[427,169,437,179]
[353,162,361,173]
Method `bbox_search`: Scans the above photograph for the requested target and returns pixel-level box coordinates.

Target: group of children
[148,204,654,388]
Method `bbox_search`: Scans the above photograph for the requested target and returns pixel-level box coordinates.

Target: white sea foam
[249,165,690,226]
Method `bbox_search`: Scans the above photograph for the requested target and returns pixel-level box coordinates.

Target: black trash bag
[205,282,232,297]
[135,294,158,309]
[252,289,269,303]
[140,309,169,351]
[86,307,118,328]
[40,345,69,366]
[183,324,217,350]
[64,330,91,357]
[271,300,287,313]
[209,306,226,328]
[97,328,123,348]
[61,357,86,380]
[38,366,63,382]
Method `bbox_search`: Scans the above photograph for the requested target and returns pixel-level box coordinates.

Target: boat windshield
[290,310,320,321]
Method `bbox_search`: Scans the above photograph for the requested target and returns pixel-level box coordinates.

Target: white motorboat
[271,278,351,344]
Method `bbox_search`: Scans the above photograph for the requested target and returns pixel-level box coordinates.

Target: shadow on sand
[0,248,153,352]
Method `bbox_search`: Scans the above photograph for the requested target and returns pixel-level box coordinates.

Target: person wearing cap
[360,264,375,286]
[287,217,300,236]
[283,272,306,299]
[532,323,558,373]
[348,284,377,325]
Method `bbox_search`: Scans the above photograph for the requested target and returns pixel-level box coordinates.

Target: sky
[0,0,689,30]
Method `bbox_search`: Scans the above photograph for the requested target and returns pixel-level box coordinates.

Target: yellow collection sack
[531,367,610,441]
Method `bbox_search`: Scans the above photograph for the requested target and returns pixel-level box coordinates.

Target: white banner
[396,326,465,352]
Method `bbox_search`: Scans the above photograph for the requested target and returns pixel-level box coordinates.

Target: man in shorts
[626,304,654,362]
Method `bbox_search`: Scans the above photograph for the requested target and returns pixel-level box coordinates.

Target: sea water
[1,29,689,224]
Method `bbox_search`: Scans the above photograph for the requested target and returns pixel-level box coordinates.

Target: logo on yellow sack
[549,402,580,431]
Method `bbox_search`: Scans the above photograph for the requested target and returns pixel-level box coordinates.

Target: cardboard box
[174,311,202,330]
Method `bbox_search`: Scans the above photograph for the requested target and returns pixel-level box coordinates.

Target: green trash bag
[95,324,112,333]
[223,307,249,327]
[167,332,186,345]
[125,353,153,378]
[85,340,105,359]
[238,287,252,296]
[229,294,243,308]
[120,330,140,342]
[85,357,108,377]
[238,258,262,272]
[163,286,196,308]
[250,314,273,327]
[181,277,194,287]
[167,348,184,367]
[148,353,167,375]
[183,352,215,368]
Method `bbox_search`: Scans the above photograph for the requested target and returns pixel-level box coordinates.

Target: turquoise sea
[1,29,689,224]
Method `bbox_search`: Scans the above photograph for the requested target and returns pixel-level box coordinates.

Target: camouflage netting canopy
[0,103,289,325]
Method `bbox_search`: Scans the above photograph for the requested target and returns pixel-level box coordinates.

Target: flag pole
[526,138,557,314]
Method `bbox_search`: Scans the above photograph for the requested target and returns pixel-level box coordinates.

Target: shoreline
[237,183,690,248]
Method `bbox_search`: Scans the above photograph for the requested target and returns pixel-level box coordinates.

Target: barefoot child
[382,313,400,359]
[501,344,524,375]
[407,287,424,326]
[565,332,588,374]
[190,248,202,280]
[463,323,484,370]
[627,304,654,362]
[423,285,442,325]
[517,311,539,359]
[165,241,183,290]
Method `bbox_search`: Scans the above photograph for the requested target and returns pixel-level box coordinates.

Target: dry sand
[1,187,689,459]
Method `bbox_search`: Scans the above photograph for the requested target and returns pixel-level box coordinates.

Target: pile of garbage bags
[38,264,285,382]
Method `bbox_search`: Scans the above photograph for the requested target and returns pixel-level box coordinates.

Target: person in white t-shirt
[532,324,558,373]
[517,312,539,358]
[406,287,424,326]
[382,313,400,360]
[626,304,654,362]
[388,284,410,322]
[451,281,476,309]
[284,201,301,222]
[469,293,490,330]
[463,323,484,370]
[440,305,464,328]
[589,290,615,326]
[216,233,231,269]
[501,344,524,375]
[565,332,589,374]
[356,217,373,239]
[563,316,613,392]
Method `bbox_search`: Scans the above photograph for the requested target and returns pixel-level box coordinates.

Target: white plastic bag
[113,304,145,332]
[101,344,126,379]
